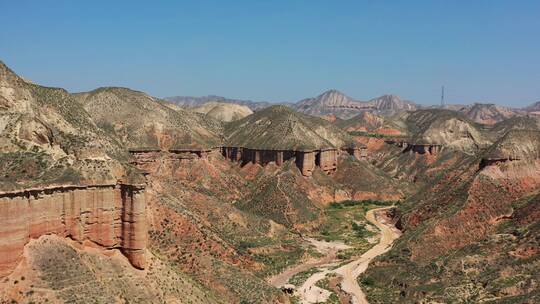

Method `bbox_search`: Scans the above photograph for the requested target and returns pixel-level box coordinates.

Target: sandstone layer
[0,183,147,277]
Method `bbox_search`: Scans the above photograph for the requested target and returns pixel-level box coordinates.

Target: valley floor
[269,205,401,304]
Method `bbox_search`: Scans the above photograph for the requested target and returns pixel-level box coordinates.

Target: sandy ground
[333,207,401,304]
[270,207,401,304]
[268,238,350,288]
[305,237,352,254]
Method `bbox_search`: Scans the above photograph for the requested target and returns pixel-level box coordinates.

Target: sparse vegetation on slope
[225,105,356,150]
[75,87,222,150]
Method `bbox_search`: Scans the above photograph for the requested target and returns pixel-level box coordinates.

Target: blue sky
[1,1,539,106]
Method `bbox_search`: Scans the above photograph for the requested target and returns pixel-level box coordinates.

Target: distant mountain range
[164,95,280,111]
[166,89,418,119]
[525,101,540,113]
[294,90,417,119]
[167,91,540,122]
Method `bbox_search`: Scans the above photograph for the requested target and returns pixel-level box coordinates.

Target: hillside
[487,115,540,141]
[365,94,417,114]
[484,130,540,160]
[0,61,137,190]
[164,95,277,111]
[295,90,366,119]
[361,133,540,303]
[336,111,407,136]
[405,109,491,153]
[295,90,417,119]
[0,235,220,304]
[524,101,540,114]
[193,101,253,122]
[74,87,222,150]
[3,57,540,304]
[460,103,519,125]
[224,105,355,150]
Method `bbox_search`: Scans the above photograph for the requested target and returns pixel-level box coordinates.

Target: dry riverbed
[269,203,401,304]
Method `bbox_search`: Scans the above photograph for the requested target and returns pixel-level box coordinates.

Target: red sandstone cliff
[0,183,147,277]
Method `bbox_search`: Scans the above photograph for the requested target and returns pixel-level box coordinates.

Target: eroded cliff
[0,183,147,277]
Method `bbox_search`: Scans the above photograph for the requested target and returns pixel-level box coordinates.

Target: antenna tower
[441,85,445,108]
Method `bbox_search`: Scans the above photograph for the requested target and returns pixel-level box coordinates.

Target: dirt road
[270,206,400,304]
[333,207,401,303]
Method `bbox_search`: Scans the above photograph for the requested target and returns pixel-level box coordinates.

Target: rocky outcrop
[479,157,521,169]
[404,143,443,155]
[383,138,410,148]
[0,183,147,277]
[342,147,367,160]
[383,138,442,155]
[130,146,365,177]
[221,147,339,176]
[129,148,219,174]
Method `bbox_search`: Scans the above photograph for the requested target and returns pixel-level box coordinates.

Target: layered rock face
[383,137,442,155]
[220,147,340,176]
[343,147,366,159]
[129,148,220,175]
[404,143,442,155]
[0,183,147,277]
[132,146,361,178]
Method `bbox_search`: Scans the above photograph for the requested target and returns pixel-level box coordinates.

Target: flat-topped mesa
[0,183,147,277]
[479,130,540,169]
[222,105,360,175]
[220,147,339,176]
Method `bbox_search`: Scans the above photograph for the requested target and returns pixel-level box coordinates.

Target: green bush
[330,199,397,209]
[361,276,375,286]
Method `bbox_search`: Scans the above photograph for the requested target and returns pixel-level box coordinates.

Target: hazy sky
[1,1,539,106]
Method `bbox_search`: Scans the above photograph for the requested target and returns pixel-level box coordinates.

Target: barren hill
[460,103,519,125]
[74,87,222,150]
[164,95,276,111]
[336,111,407,136]
[524,100,540,114]
[366,94,417,113]
[0,61,136,189]
[224,105,355,150]
[484,129,540,160]
[405,109,491,153]
[362,130,540,303]
[294,90,417,119]
[193,101,253,122]
[295,90,364,119]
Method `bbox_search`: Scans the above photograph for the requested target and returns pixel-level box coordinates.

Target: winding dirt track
[270,206,400,304]
[333,206,401,304]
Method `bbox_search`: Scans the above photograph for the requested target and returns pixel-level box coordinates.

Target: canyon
[1,58,540,303]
